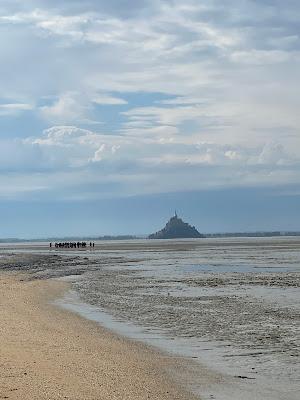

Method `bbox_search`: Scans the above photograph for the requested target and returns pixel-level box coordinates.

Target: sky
[0,0,299,237]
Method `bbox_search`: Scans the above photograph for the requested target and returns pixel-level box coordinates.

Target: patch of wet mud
[0,253,126,280]
[74,269,299,366]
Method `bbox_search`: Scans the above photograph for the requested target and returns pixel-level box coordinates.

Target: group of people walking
[50,242,95,249]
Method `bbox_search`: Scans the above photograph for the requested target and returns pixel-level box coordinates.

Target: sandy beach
[0,272,198,400]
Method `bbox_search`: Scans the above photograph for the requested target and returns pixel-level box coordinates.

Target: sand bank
[0,273,198,400]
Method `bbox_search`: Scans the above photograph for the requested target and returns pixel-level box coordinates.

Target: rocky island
[149,212,204,239]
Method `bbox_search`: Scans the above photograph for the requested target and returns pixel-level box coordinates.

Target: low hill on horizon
[149,213,204,239]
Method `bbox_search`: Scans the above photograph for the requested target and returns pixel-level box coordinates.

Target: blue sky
[0,0,299,237]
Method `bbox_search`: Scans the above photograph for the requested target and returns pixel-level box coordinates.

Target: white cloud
[157,96,209,106]
[22,125,300,170]
[0,103,33,115]
[31,126,94,146]
[90,144,106,162]
[257,143,290,166]
[39,91,126,123]
[0,121,299,199]
[39,93,88,123]
[122,104,215,127]
[92,94,127,105]
[231,50,292,65]
[0,1,299,199]
[0,9,92,39]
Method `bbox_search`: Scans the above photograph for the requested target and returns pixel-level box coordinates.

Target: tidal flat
[0,237,299,399]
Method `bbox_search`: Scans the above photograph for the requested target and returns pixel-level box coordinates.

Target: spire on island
[149,212,204,239]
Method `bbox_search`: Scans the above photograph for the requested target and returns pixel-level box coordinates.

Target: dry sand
[0,273,198,400]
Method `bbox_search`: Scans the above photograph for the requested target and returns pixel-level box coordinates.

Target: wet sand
[0,272,199,400]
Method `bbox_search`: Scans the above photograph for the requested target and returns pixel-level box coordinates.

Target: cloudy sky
[0,0,299,237]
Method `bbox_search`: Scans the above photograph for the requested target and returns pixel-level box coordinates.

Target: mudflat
[0,238,299,400]
[0,273,196,400]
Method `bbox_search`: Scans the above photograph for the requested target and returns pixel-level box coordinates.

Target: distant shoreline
[1,231,300,243]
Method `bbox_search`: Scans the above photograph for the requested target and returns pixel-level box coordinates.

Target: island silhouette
[149,212,204,239]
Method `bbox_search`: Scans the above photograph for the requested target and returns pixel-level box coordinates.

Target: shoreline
[0,272,200,400]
